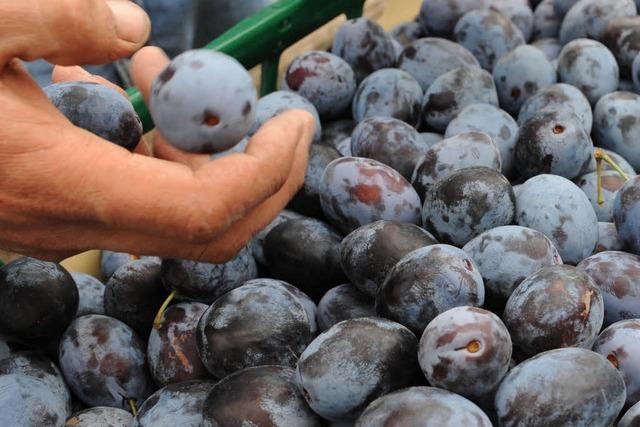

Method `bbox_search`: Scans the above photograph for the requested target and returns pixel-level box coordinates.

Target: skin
[0,0,315,263]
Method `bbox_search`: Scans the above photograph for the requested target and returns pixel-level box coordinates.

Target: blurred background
[14,0,421,276]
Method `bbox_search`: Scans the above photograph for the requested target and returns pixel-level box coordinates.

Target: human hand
[0,0,315,263]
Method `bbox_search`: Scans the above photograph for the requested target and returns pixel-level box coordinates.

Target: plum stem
[153,289,177,330]
[128,399,138,416]
[594,148,630,206]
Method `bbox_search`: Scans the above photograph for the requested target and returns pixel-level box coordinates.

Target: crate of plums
[3,0,640,425]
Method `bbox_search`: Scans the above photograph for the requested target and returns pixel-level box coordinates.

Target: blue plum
[422,66,499,132]
[531,37,562,61]
[390,20,424,46]
[633,51,640,92]
[70,272,104,317]
[376,244,485,334]
[283,51,357,119]
[495,348,625,426]
[249,90,321,141]
[340,220,437,298]
[150,49,257,153]
[398,37,479,92]
[321,119,355,149]
[135,380,215,427]
[595,222,625,253]
[45,81,142,151]
[454,9,525,71]
[489,0,534,41]
[418,132,444,148]
[557,39,619,105]
[58,314,154,409]
[100,251,159,281]
[518,82,593,133]
[356,387,492,427]
[515,174,598,264]
[160,246,257,303]
[559,0,637,45]
[462,225,563,302]
[515,110,593,180]
[445,103,518,177]
[195,279,314,378]
[593,91,640,170]
[296,317,418,421]
[423,167,515,246]
[603,16,640,76]
[533,0,561,39]
[147,302,211,387]
[577,171,627,222]
[577,251,640,326]
[492,45,557,116]
[350,117,424,180]
[317,284,375,332]
[585,149,636,177]
[620,402,640,427]
[614,175,640,255]
[553,0,580,17]
[504,265,604,356]
[65,407,133,427]
[331,18,396,83]
[352,69,423,127]
[250,209,304,265]
[319,157,421,234]
[419,0,490,38]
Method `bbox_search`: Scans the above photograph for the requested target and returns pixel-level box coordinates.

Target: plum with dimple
[147,302,211,387]
[397,37,480,92]
[134,380,216,427]
[65,407,133,427]
[0,257,78,342]
[283,51,357,119]
[422,67,499,132]
[503,265,604,356]
[150,49,257,153]
[58,314,154,409]
[352,69,423,127]
[418,306,511,398]
[340,220,437,298]
[319,157,422,234]
[45,81,142,151]
[518,83,593,133]
[202,366,322,427]
[317,284,375,332]
[423,167,515,247]
[462,225,563,303]
[196,279,313,378]
[160,246,257,304]
[577,251,640,326]
[356,386,491,427]
[453,9,525,71]
[376,244,485,334]
[592,319,640,407]
[515,174,598,264]
[411,132,502,200]
[263,218,346,300]
[495,348,625,427]
[445,103,518,177]
[350,117,424,181]
[331,18,396,83]
[297,317,418,421]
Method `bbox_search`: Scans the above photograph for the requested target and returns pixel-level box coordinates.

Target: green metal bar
[130,0,366,133]
[260,57,280,96]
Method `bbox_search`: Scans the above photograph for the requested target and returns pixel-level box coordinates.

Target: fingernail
[107,1,151,44]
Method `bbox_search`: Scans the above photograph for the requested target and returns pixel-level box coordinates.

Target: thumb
[0,0,150,67]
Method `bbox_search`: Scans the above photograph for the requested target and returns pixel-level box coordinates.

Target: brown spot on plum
[286,67,317,91]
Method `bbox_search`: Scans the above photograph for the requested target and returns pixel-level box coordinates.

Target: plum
[376,244,485,334]
[321,119,355,149]
[58,314,154,409]
[504,265,604,356]
[100,252,159,281]
[593,91,640,171]
[614,175,640,255]
[533,0,561,39]
[250,209,305,266]
[297,317,418,421]
[195,279,313,378]
[340,220,437,298]
[65,407,133,427]
[283,51,357,119]
[495,348,626,426]
[603,16,640,75]
[423,167,515,246]
[553,0,580,17]
[355,386,491,427]
[577,251,640,326]
[319,157,421,234]
[134,380,216,427]
[390,21,424,46]
[619,401,640,427]
[531,37,562,61]
[147,302,211,387]
[515,174,598,264]
[585,147,636,177]
[398,37,480,92]
[71,272,105,317]
[576,171,627,222]
[462,225,563,303]
[595,222,625,253]
[263,218,346,300]
[419,0,490,38]
[317,284,375,332]
[559,0,637,45]
[150,50,257,153]
[202,366,322,427]
[0,257,78,342]
[160,246,257,303]
[0,373,69,427]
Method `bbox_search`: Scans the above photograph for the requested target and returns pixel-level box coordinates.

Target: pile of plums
[4,0,640,425]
